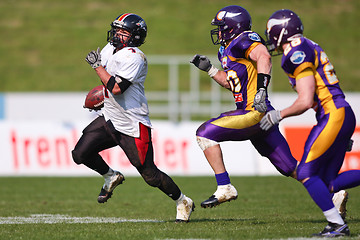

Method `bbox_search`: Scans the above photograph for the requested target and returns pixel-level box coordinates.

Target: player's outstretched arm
[190,54,230,89]
[85,48,131,95]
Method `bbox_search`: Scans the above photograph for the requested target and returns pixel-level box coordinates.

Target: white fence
[146,55,234,122]
[0,56,359,176]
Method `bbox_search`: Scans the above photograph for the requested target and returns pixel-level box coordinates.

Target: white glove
[260,110,282,131]
[252,88,267,112]
[85,47,101,69]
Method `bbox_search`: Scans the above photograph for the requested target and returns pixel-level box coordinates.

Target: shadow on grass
[289,217,360,224]
[160,217,266,225]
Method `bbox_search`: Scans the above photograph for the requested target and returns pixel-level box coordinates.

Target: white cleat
[103,170,124,192]
[201,184,238,208]
[175,195,195,223]
[98,170,125,203]
[332,190,348,219]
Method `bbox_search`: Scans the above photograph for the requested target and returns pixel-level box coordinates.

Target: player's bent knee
[71,149,83,165]
[196,136,218,151]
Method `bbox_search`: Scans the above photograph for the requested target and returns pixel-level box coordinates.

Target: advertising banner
[0,93,359,176]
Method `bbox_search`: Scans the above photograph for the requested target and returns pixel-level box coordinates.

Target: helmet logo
[217,11,241,20]
[267,18,291,32]
[290,51,306,64]
[136,20,146,29]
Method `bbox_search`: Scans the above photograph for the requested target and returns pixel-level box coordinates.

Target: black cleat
[313,222,350,238]
[98,188,114,203]
[201,194,238,208]
[201,184,238,208]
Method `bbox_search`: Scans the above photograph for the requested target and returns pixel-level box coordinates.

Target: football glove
[190,54,212,71]
[346,139,354,152]
[190,54,219,77]
[260,110,282,131]
[85,47,101,69]
[252,88,267,113]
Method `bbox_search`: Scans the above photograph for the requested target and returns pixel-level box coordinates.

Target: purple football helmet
[265,9,303,55]
[211,5,252,46]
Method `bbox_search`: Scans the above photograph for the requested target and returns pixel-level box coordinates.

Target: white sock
[323,207,344,225]
[176,193,185,203]
[218,183,231,189]
[103,168,114,178]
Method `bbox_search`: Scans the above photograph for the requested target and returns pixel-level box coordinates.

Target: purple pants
[196,109,297,176]
[297,106,356,184]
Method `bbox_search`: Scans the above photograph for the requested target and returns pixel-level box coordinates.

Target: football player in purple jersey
[262,9,360,237]
[190,5,298,208]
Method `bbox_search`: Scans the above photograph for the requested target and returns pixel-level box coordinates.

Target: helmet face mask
[265,9,303,56]
[264,30,282,56]
[107,13,147,48]
[210,5,252,46]
[107,26,131,48]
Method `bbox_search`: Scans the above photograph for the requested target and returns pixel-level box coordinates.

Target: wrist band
[257,73,271,90]
[208,65,219,78]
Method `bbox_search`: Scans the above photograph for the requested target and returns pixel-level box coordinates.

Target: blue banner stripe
[0,94,4,119]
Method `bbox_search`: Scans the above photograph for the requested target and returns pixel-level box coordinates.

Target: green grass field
[0,0,359,92]
[1,176,359,239]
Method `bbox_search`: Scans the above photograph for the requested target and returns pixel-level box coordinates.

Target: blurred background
[0,0,359,176]
[1,0,359,92]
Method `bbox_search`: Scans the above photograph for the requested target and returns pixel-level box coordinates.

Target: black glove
[190,54,212,72]
[346,139,354,152]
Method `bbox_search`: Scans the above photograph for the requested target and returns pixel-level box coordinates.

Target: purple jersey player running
[261,9,360,237]
[190,5,298,208]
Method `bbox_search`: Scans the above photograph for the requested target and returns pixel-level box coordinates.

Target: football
[84,85,104,110]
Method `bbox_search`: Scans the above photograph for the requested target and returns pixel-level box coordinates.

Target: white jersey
[100,43,151,138]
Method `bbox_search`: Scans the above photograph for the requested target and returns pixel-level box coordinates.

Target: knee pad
[196,136,218,151]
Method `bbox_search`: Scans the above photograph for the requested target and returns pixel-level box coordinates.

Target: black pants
[72,116,181,200]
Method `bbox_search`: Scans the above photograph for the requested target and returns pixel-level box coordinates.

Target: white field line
[0,214,163,224]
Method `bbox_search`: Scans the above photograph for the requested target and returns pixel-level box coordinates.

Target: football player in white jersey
[72,13,194,222]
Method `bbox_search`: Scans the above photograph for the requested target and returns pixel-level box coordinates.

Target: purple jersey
[195,31,298,177]
[218,31,273,111]
[281,37,350,120]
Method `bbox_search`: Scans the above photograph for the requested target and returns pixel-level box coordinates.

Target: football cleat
[313,222,350,237]
[175,195,195,223]
[201,184,238,208]
[97,171,125,203]
[332,190,348,219]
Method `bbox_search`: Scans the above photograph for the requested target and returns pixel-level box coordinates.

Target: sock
[303,176,334,211]
[102,168,114,178]
[324,207,344,225]
[215,171,230,186]
[175,193,185,204]
[330,170,360,192]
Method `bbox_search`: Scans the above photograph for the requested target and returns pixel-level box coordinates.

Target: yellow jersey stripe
[211,111,263,129]
[305,107,345,163]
